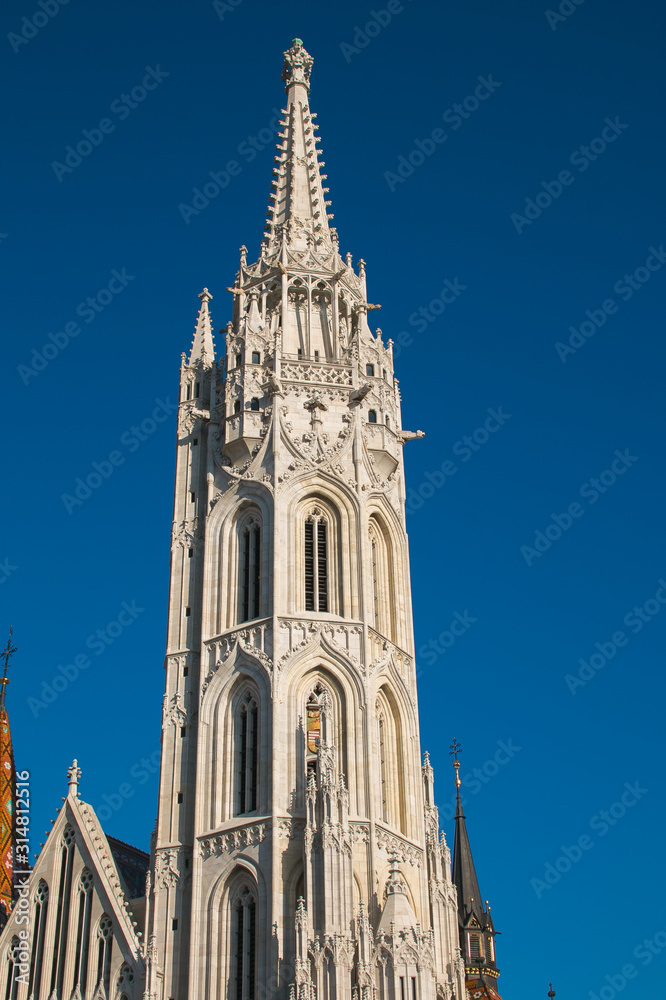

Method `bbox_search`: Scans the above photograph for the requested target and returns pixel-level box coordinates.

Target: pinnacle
[188,287,215,365]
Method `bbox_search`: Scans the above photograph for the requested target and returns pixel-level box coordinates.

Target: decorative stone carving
[281,362,353,387]
[161,691,188,730]
[201,624,274,700]
[376,828,423,867]
[200,822,268,859]
[277,619,363,672]
[278,819,306,840]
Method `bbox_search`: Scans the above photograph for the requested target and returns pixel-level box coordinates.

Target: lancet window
[96,914,113,997]
[50,825,75,999]
[4,939,19,1000]
[238,518,261,623]
[305,685,330,778]
[236,695,258,815]
[28,879,49,999]
[369,517,395,641]
[232,884,257,1000]
[375,688,406,833]
[72,868,93,998]
[304,510,328,612]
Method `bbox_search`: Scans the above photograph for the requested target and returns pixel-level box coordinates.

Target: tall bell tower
[144,39,466,1000]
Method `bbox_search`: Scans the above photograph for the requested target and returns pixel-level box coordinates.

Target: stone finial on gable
[67,758,81,797]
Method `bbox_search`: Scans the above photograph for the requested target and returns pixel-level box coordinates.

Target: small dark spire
[450,740,484,926]
[450,739,501,991]
[548,985,556,999]
[0,626,16,712]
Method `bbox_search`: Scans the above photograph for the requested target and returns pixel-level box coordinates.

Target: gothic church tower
[144,39,466,1000]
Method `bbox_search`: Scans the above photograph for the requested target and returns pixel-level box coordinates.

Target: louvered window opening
[305,518,328,612]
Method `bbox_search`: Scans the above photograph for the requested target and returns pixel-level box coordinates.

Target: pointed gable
[0,761,145,1000]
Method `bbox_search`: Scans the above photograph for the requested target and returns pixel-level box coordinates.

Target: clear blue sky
[2,0,665,995]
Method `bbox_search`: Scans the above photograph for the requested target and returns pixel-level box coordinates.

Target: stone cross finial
[67,759,81,795]
[281,38,313,91]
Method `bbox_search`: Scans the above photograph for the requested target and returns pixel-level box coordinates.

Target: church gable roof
[0,760,145,973]
[107,835,150,900]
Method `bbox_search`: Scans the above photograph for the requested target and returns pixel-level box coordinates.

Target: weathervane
[0,627,16,711]
[449,738,462,787]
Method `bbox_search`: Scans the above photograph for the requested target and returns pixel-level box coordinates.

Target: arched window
[238,519,261,623]
[234,400,241,414]
[236,695,258,815]
[368,410,377,423]
[305,510,328,612]
[378,712,389,824]
[117,962,134,998]
[305,685,330,779]
[50,825,75,999]
[96,915,113,997]
[72,868,93,998]
[469,932,482,962]
[232,884,257,1000]
[370,527,381,630]
[377,950,393,1000]
[375,688,406,834]
[4,938,20,1000]
[369,517,395,640]
[250,398,260,411]
[28,879,49,999]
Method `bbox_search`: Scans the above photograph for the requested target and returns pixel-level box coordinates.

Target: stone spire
[263,38,335,253]
[188,287,215,365]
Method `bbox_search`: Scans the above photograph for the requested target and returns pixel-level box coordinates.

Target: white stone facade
[0,39,466,1000]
